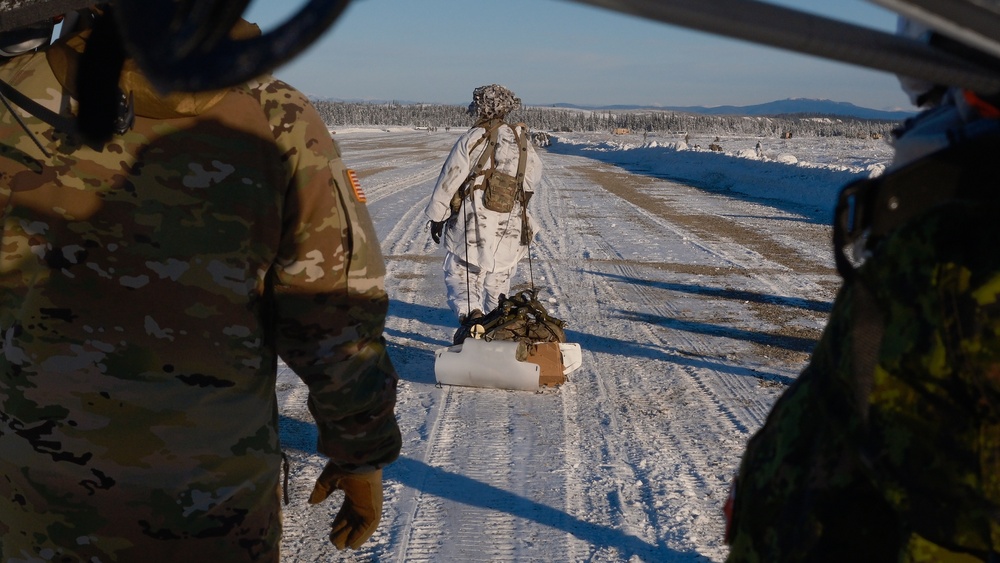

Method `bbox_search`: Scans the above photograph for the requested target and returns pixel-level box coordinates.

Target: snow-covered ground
[275,126,897,561]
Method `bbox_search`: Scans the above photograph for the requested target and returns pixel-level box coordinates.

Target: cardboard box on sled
[526,342,565,387]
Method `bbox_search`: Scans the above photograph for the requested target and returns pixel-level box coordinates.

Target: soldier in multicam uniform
[425,84,543,322]
[0,8,401,562]
[725,19,1000,563]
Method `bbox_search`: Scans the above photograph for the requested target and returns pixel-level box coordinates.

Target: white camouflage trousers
[443,251,518,321]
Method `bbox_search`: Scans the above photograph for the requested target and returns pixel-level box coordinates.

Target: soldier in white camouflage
[0,9,400,562]
[425,84,543,322]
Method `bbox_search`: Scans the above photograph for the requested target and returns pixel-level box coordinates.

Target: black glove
[430,221,445,244]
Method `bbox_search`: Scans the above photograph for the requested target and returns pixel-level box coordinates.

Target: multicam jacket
[424,121,542,273]
[726,103,1000,562]
[0,29,400,562]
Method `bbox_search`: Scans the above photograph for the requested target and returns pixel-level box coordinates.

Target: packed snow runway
[275,127,894,561]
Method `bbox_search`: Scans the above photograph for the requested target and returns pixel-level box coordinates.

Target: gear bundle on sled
[434,289,583,391]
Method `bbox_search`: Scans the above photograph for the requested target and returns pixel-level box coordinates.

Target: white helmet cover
[468,84,521,120]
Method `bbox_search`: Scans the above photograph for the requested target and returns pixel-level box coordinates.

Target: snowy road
[275,128,849,562]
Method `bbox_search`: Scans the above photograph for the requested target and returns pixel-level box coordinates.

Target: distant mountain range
[546,98,916,121]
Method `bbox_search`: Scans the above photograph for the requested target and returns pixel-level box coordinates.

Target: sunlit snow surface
[277,126,895,562]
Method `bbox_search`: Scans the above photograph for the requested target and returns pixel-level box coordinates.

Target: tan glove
[308,464,384,550]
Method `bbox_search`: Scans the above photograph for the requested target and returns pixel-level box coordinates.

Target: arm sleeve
[261,80,400,472]
[424,129,479,222]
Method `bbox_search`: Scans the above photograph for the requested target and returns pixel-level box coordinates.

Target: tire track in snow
[340,130,451,206]
[344,134,575,561]
[391,385,455,563]
[524,162,618,561]
[533,157,674,559]
[393,386,576,562]
[604,251,775,428]
[541,154,827,558]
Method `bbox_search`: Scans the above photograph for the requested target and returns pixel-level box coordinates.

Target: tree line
[311,100,901,139]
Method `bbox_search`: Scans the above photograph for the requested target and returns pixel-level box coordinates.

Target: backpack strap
[477,123,503,187]
[455,120,501,201]
[468,118,501,165]
[475,123,528,189]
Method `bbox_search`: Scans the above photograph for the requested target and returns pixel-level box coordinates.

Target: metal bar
[566,0,1000,94]
[871,0,1000,60]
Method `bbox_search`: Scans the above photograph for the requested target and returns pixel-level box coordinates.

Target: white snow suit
[425,121,543,319]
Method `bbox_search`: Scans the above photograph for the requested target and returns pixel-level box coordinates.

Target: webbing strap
[457,120,514,202]
[473,123,499,178]
[455,122,499,201]
[834,132,1000,280]
[476,123,529,196]
[0,77,78,140]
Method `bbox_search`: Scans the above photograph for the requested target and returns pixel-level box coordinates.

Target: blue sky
[244,0,912,111]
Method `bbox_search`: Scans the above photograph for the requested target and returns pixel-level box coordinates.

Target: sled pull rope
[462,190,472,318]
[528,243,534,289]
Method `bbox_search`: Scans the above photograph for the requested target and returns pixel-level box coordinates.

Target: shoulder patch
[345,168,366,203]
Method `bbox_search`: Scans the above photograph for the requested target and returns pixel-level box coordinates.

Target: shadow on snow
[276,417,697,560]
[563,326,797,390]
[590,270,833,314]
[383,298,454,385]
[390,456,690,561]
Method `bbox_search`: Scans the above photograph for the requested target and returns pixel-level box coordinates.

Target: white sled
[434,338,583,391]
[434,339,539,391]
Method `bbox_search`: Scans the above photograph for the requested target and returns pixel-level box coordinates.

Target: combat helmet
[467,84,520,120]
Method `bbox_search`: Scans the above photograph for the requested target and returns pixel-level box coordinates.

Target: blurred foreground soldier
[0,8,400,561]
[725,19,1000,563]
[424,84,543,321]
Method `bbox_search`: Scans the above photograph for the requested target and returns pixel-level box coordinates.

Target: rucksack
[453,288,567,346]
[449,120,530,218]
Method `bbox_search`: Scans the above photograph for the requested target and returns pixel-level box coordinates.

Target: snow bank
[329,126,416,135]
[547,133,893,210]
